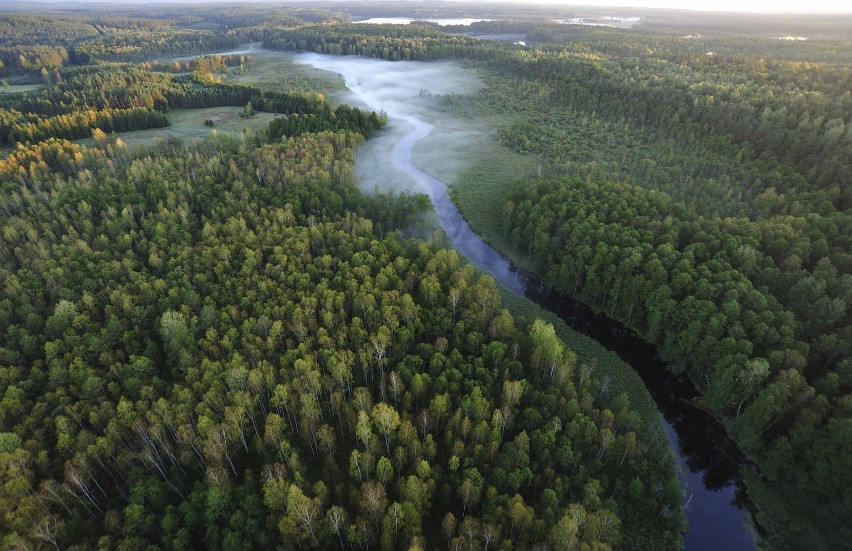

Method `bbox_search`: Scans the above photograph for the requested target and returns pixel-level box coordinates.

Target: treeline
[142,53,248,76]
[0,9,345,77]
[264,24,850,208]
[0,137,117,182]
[0,106,168,144]
[265,105,385,142]
[2,66,190,116]
[0,45,69,77]
[0,14,100,48]
[491,46,851,209]
[70,29,242,64]
[263,24,487,61]
[442,20,543,35]
[220,7,349,43]
[0,14,236,79]
[0,124,682,549]
[0,63,382,145]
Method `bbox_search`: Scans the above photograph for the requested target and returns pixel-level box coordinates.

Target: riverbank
[499,288,672,450]
[282,50,693,547]
[442,74,760,551]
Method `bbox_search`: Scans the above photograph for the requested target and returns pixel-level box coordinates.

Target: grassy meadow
[0,83,41,94]
[72,49,345,149]
[228,48,347,95]
[75,106,277,148]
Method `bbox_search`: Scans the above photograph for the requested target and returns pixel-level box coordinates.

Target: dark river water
[295,52,758,551]
[391,111,758,551]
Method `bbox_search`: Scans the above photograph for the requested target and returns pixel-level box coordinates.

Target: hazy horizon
[2,0,851,16]
[512,0,851,14]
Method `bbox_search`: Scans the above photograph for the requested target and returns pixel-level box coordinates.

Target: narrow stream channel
[296,52,758,551]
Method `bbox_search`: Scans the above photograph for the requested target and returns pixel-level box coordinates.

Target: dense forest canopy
[256,6,849,550]
[1,129,680,550]
[0,4,694,551]
[0,2,849,550]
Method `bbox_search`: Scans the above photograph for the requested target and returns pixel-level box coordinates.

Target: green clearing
[0,83,41,94]
[449,138,535,256]
[228,49,347,95]
[1,72,42,94]
[75,106,277,148]
[70,49,341,149]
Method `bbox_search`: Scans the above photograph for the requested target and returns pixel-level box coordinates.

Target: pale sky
[5,0,851,13]
[522,0,851,13]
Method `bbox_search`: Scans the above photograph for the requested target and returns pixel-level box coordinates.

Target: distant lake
[353,17,494,26]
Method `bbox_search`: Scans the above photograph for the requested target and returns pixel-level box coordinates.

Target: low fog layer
[293,53,525,292]
[293,53,485,194]
[354,18,494,25]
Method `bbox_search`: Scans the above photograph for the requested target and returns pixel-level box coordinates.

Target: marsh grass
[449,140,535,252]
[419,74,541,265]
[228,49,347,95]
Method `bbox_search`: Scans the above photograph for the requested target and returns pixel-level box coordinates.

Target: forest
[1,127,683,550]
[0,2,849,550]
[0,4,689,551]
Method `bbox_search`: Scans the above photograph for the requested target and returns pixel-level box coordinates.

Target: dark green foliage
[0,62,382,146]
[0,10,685,542]
[0,130,682,550]
[8,4,847,550]
[265,104,385,142]
[502,175,851,550]
[264,24,484,61]
[274,9,850,550]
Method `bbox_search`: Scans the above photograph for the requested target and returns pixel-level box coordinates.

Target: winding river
[295,53,758,551]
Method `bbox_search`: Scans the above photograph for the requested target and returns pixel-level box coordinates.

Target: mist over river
[294,52,757,551]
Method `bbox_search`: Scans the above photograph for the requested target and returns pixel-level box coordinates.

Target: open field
[70,49,343,149]
[75,106,277,148]
[228,49,347,96]
[1,71,43,93]
[448,139,535,254]
[0,83,41,94]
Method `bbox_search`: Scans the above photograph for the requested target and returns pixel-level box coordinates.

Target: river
[294,52,758,551]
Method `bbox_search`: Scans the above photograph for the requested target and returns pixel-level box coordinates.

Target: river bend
[295,53,757,551]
